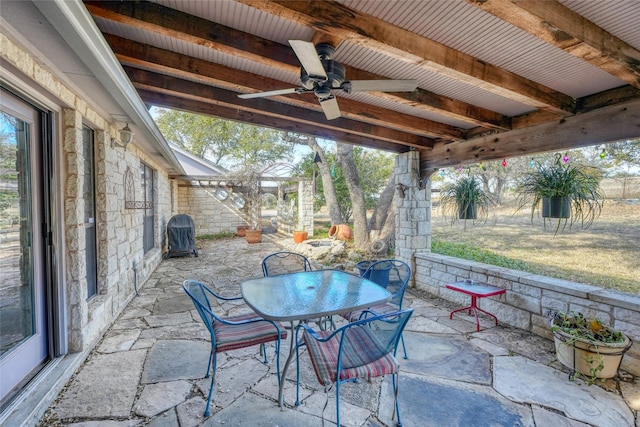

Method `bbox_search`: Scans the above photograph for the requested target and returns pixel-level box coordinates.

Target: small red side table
[446,280,506,332]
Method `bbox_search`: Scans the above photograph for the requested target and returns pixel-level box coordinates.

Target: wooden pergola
[84,0,640,176]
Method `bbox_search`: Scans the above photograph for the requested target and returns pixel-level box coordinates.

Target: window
[140,163,155,253]
[82,126,98,298]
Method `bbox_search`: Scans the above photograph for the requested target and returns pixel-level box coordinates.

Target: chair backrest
[338,309,413,369]
[182,279,220,337]
[262,251,313,277]
[363,259,411,307]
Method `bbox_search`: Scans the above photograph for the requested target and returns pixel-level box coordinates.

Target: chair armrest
[296,322,343,343]
[202,284,243,301]
[357,308,383,320]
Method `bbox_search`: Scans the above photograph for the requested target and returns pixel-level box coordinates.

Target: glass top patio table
[241,269,391,408]
[241,269,392,322]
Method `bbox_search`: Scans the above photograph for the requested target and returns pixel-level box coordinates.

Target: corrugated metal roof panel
[153,0,313,44]
[563,0,640,49]
[342,0,626,98]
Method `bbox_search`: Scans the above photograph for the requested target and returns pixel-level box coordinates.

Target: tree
[154,108,293,169]
[293,136,396,250]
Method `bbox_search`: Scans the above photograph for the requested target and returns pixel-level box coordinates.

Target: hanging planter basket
[458,203,477,220]
[542,196,570,218]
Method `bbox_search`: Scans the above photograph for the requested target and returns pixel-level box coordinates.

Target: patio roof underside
[85,0,640,177]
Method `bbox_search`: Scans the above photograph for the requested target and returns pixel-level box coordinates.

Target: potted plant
[515,156,604,234]
[439,175,490,225]
[550,311,632,384]
[292,225,308,243]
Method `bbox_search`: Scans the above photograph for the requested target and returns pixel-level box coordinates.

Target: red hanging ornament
[502,159,507,168]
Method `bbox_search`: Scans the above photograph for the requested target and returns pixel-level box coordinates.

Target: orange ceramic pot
[236,225,249,237]
[293,230,308,243]
[328,224,352,241]
[245,229,262,244]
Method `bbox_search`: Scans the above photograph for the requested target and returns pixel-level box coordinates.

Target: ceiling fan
[238,40,418,120]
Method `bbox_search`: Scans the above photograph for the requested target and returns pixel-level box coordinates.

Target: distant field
[431,198,640,294]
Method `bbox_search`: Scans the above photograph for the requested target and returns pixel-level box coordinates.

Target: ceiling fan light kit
[238,40,417,120]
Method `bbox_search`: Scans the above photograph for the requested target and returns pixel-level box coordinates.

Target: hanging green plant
[515,155,604,234]
[439,175,490,227]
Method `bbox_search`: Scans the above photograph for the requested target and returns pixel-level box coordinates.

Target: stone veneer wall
[414,252,640,376]
[176,185,248,235]
[276,181,314,236]
[2,31,174,353]
[394,151,430,272]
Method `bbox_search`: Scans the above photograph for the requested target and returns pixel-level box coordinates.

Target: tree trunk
[304,136,344,224]
[336,143,369,249]
[369,177,395,232]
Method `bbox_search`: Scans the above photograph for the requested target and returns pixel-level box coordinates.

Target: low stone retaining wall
[414,252,640,376]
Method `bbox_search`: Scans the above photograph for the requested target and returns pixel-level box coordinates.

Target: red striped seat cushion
[304,327,398,386]
[213,312,286,353]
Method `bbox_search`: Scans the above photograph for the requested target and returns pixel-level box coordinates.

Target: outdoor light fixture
[396,183,407,198]
[111,123,134,150]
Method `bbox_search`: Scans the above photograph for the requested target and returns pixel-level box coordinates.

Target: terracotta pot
[328,224,352,241]
[552,324,631,379]
[293,230,308,243]
[236,225,249,237]
[245,229,262,244]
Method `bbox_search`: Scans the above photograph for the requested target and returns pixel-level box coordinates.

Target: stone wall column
[394,150,431,286]
[62,108,87,351]
[298,180,314,237]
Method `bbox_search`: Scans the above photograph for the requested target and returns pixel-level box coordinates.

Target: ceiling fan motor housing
[300,60,345,91]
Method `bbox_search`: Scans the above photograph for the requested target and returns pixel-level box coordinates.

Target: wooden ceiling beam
[420,98,640,171]
[137,89,412,152]
[468,0,640,89]
[104,33,464,140]
[124,67,434,150]
[238,0,576,114]
[86,1,510,130]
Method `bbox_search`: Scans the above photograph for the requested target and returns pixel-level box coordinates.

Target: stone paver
[52,350,146,419]
[38,234,639,427]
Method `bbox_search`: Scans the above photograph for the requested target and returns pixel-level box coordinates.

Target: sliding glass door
[0,90,49,408]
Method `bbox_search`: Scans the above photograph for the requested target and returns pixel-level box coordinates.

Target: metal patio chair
[342,259,412,358]
[261,251,313,277]
[296,309,414,427]
[182,279,287,417]
[261,251,333,329]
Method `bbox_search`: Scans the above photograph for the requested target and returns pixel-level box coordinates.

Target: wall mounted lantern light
[111,123,134,150]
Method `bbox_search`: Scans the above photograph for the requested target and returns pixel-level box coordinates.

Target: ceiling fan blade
[289,40,328,80]
[319,96,341,120]
[343,79,418,93]
[238,88,299,99]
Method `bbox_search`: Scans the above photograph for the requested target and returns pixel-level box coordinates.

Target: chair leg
[275,337,281,389]
[393,373,402,427]
[204,352,218,417]
[205,349,213,378]
[400,334,408,359]
[336,380,342,427]
[260,343,268,364]
[295,337,301,406]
